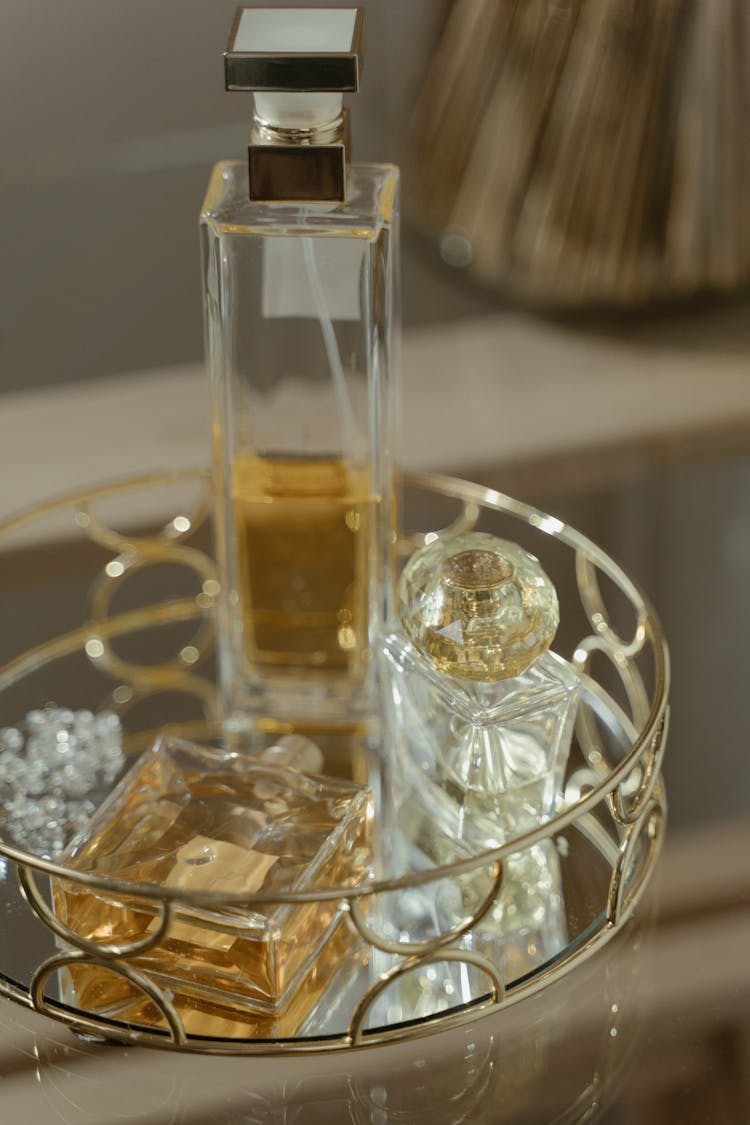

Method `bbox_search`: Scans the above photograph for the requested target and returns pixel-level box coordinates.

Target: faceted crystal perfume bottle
[202,8,400,733]
[383,533,579,848]
[52,737,370,1038]
[375,533,578,1016]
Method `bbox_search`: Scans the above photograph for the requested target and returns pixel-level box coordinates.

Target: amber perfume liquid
[52,738,371,1036]
[56,918,355,1040]
[232,453,374,676]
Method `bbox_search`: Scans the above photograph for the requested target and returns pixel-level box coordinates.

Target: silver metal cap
[223,7,365,203]
[224,7,365,93]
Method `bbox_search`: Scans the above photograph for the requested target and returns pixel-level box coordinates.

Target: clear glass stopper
[397,532,559,681]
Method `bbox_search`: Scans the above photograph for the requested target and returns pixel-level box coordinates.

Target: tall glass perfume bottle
[201,8,400,734]
[375,533,579,1015]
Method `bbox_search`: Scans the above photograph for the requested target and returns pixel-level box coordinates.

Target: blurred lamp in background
[407,0,750,308]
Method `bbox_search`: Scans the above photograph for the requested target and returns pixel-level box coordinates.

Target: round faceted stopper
[397,532,559,681]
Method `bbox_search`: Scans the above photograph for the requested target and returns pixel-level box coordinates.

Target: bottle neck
[247,108,351,203]
[251,112,347,148]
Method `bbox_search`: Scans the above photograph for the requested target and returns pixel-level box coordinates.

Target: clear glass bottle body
[373,632,578,1020]
[380,633,579,849]
[201,161,399,732]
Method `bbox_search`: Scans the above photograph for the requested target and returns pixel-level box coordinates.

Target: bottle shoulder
[201,160,399,238]
[380,631,579,719]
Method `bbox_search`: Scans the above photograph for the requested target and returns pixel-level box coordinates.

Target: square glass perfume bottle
[375,533,578,1016]
[381,533,579,849]
[52,737,370,1037]
[203,8,400,732]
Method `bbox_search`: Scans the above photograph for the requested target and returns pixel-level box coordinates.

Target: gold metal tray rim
[0,469,668,1052]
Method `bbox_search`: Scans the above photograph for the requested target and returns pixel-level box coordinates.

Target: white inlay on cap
[235,8,358,54]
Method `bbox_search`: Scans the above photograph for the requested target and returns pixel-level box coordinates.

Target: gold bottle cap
[224,7,365,203]
[398,533,559,681]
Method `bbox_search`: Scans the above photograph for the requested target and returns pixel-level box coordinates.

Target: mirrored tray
[0,470,669,1055]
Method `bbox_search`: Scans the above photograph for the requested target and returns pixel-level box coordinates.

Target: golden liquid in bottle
[55,915,361,1039]
[52,742,371,1037]
[232,454,374,677]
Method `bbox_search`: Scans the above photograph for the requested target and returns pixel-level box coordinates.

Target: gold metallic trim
[397,500,481,556]
[0,467,669,1054]
[18,863,176,961]
[0,468,211,541]
[607,798,664,925]
[31,951,187,1047]
[88,542,217,685]
[348,949,504,1046]
[347,860,503,956]
[611,709,669,827]
[575,550,649,660]
[0,598,213,696]
[0,781,663,1054]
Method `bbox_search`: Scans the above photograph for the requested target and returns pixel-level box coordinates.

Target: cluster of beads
[0,706,125,859]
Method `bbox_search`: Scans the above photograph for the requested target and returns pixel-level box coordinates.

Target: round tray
[0,470,669,1055]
